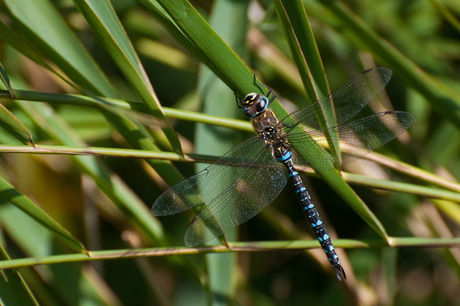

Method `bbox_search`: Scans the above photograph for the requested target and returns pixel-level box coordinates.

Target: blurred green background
[0,0,459,305]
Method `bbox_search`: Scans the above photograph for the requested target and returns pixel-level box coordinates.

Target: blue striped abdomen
[278,151,346,281]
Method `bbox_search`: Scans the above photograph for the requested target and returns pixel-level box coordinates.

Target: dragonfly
[152,67,415,281]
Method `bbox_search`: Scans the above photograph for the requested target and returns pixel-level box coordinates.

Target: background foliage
[0,0,460,305]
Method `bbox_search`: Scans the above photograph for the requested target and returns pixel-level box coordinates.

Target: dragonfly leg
[232,88,243,109]
[253,74,276,104]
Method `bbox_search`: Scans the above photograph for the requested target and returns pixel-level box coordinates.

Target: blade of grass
[1,237,460,269]
[0,102,35,146]
[427,0,460,34]
[0,20,76,90]
[3,143,457,214]
[195,0,249,301]
[0,203,119,305]
[4,0,184,187]
[322,0,460,132]
[73,0,182,155]
[0,89,254,132]
[273,0,329,102]
[273,0,388,239]
[145,0,261,100]
[2,0,117,97]
[273,0,343,163]
[0,245,39,306]
[0,61,14,98]
[432,199,460,226]
[8,75,204,280]
[0,177,88,254]
[363,152,460,193]
[247,28,304,94]
[343,172,460,203]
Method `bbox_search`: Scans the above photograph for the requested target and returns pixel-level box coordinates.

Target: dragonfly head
[241,93,269,118]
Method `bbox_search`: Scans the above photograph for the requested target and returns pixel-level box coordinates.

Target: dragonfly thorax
[252,110,291,160]
[242,93,269,118]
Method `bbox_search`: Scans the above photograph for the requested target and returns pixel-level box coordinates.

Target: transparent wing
[285,111,416,171]
[152,137,287,246]
[153,137,265,215]
[281,67,392,130]
[184,150,286,246]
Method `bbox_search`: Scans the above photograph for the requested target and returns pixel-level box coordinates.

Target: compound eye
[255,96,268,113]
[243,93,257,106]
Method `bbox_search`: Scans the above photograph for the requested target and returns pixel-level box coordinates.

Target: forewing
[286,111,416,171]
[152,136,267,216]
[282,67,392,131]
[184,149,287,246]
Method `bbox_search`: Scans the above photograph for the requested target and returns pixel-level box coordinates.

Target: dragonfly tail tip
[334,265,347,281]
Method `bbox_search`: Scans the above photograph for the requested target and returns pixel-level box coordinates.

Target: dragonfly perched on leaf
[152,67,415,280]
